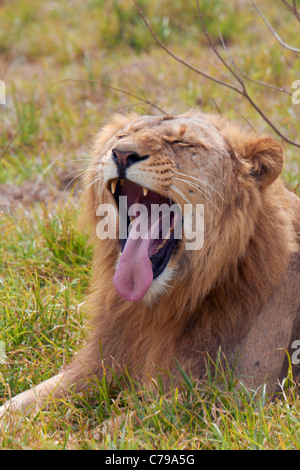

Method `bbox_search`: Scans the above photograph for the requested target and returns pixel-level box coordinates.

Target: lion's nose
[112,148,150,179]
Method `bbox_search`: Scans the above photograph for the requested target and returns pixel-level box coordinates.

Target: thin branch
[217,26,292,96]
[207,59,239,88]
[116,60,154,106]
[196,2,244,89]
[234,107,258,133]
[241,73,292,96]
[203,7,292,94]
[52,78,168,115]
[237,88,300,147]
[132,0,243,95]
[196,1,300,147]
[211,98,221,115]
[217,29,243,80]
[133,0,300,147]
[251,0,300,53]
[280,0,300,22]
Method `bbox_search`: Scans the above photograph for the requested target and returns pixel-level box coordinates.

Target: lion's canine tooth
[143,187,148,197]
[110,179,118,194]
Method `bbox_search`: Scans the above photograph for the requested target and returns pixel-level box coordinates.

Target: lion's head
[82,110,295,312]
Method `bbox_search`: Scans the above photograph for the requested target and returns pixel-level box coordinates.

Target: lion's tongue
[113,230,153,302]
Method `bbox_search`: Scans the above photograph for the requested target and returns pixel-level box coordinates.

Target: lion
[1,110,299,417]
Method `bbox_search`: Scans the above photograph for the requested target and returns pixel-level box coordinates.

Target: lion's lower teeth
[156,237,168,252]
[153,223,175,253]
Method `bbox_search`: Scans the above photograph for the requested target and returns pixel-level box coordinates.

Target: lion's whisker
[81,174,103,193]
[59,167,95,194]
[182,167,226,186]
[169,183,191,204]
[173,177,221,212]
[173,170,225,202]
[67,168,93,182]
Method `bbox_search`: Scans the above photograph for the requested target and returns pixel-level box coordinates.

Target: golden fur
[74,111,300,386]
[1,111,299,417]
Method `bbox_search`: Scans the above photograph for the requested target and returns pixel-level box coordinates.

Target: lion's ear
[245,136,284,188]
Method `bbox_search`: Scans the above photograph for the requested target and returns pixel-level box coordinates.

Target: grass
[0,0,299,450]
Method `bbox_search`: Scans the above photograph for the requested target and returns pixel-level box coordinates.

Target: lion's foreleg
[0,372,72,418]
[0,336,105,419]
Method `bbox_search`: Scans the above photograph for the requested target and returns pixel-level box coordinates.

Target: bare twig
[207,59,239,88]
[52,78,168,116]
[133,0,300,148]
[241,73,292,96]
[132,0,242,95]
[251,0,300,53]
[196,4,244,89]
[234,107,258,133]
[280,0,300,22]
[211,98,221,115]
[198,3,299,147]
[116,60,158,107]
[217,26,292,96]
[217,29,244,83]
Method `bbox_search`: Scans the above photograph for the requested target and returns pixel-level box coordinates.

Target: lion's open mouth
[107,178,180,302]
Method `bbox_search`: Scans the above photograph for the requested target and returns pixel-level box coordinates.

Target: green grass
[0,205,91,399]
[0,0,299,450]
